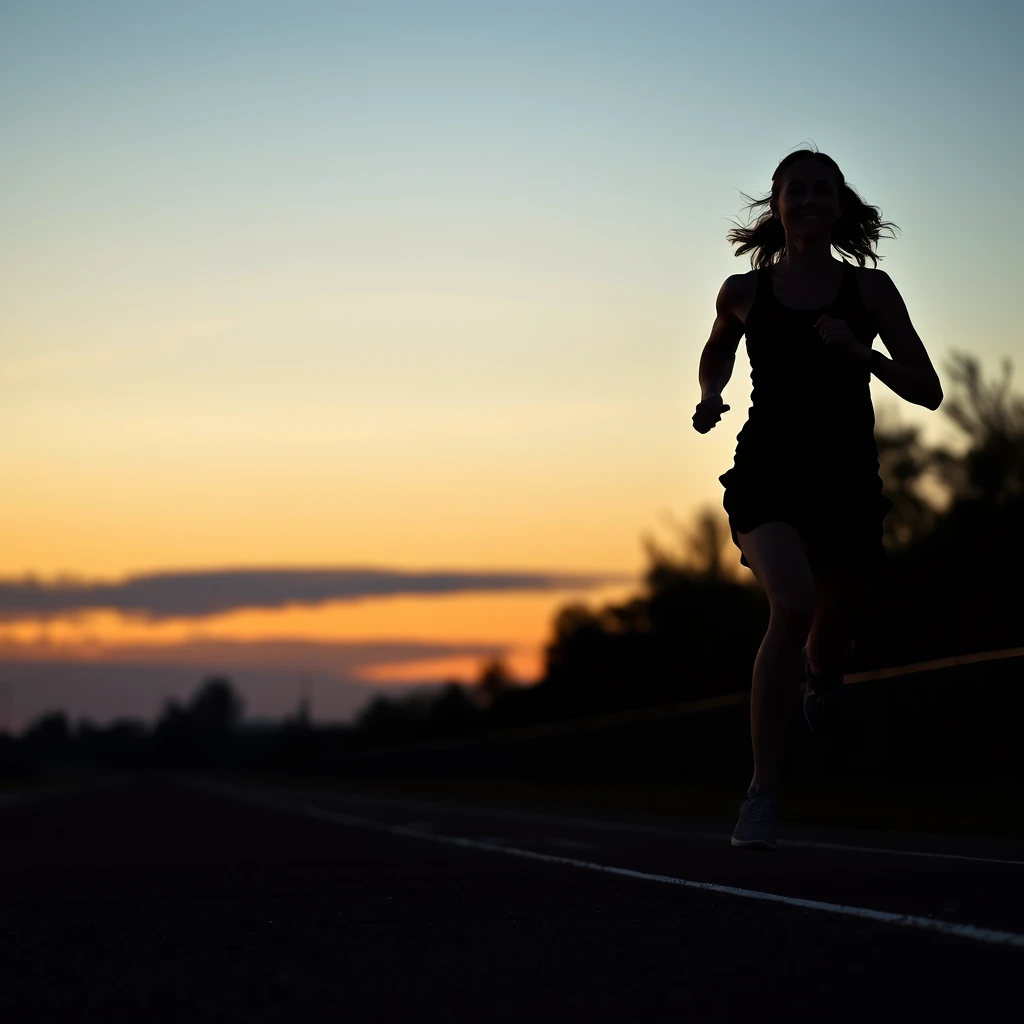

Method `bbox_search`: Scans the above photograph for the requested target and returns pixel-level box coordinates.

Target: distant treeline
[2,350,1022,777]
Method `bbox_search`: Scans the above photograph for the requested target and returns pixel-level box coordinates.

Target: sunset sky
[1,0,1020,729]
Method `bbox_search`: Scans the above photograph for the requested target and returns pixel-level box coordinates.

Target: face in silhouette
[773,159,842,243]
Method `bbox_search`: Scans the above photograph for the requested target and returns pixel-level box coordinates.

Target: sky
[1,0,1021,730]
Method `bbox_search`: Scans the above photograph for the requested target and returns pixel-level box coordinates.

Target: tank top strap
[751,266,772,315]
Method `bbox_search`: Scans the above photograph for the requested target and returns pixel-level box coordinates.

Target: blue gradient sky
[1,0,1020,727]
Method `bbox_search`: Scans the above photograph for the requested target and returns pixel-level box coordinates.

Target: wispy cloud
[0,635,503,671]
[0,567,632,622]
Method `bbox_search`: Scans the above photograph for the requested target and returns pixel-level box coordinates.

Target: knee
[768,592,815,633]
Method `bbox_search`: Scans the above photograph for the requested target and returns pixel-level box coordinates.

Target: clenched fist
[693,394,730,433]
[816,315,871,369]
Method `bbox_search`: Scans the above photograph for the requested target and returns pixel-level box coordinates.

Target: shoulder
[851,265,898,316]
[724,269,758,302]
[719,270,759,323]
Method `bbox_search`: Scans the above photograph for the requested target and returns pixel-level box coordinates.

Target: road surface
[2,775,1022,1021]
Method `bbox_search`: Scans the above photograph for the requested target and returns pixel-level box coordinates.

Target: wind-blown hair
[727,147,900,269]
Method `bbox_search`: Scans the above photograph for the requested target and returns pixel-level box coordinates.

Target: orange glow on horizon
[357,648,544,685]
[0,581,641,684]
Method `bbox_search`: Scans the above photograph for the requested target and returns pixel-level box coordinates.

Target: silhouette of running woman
[692,147,943,850]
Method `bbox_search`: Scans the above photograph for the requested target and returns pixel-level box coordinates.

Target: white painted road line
[274,789,1024,868]
[202,782,1024,952]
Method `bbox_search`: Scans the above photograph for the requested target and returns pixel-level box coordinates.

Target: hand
[693,393,730,433]
[815,315,870,369]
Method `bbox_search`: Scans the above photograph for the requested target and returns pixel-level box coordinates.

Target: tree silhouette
[427,682,479,734]
[147,678,244,765]
[642,507,741,585]
[21,711,71,760]
[188,676,244,733]
[873,404,945,551]
[475,656,515,709]
[925,352,1024,508]
[539,603,620,715]
[859,348,1024,661]
[352,689,436,743]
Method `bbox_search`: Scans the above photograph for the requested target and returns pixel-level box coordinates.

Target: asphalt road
[2,775,1023,1022]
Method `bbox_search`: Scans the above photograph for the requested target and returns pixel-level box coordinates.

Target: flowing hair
[727,147,900,269]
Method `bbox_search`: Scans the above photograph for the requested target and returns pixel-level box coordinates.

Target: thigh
[736,520,815,618]
[799,495,890,578]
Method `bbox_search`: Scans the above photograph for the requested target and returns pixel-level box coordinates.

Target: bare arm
[699,277,745,399]
[871,271,943,410]
[693,277,745,434]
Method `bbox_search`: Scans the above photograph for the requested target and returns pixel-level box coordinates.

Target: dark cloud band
[0,568,632,621]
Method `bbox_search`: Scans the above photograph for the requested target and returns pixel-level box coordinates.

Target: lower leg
[806,570,868,677]
[748,613,809,794]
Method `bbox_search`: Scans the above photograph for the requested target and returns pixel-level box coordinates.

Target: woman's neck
[777,238,837,278]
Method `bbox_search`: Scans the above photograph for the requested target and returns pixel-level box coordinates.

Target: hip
[719,463,889,511]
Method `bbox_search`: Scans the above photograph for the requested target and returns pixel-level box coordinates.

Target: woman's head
[727,146,899,268]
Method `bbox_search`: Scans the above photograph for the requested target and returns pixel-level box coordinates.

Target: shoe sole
[730,837,776,851]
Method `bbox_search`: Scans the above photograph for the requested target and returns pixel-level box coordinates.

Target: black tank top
[721,260,885,501]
